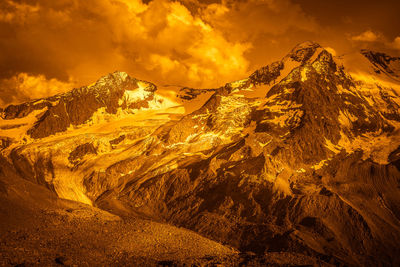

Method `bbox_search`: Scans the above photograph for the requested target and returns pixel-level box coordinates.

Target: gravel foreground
[0,201,329,266]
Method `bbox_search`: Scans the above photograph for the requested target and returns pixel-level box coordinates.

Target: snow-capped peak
[285,41,322,63]
[92,71,130,88]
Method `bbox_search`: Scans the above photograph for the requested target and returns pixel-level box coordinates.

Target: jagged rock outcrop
[249,41,320,85]
[177,87,218,101]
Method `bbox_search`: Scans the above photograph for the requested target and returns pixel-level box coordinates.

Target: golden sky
[1,0,399,106]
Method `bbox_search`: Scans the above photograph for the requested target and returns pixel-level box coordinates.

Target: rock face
[361,49,400,80]
[177,87,217,101]
[1,42,400,266]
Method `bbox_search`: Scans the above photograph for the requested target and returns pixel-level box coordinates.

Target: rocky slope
[0,156,240,266]
[1,41,400,266]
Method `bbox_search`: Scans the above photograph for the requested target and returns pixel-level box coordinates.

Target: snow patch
[296,168,306,173]
[338,130,400,164]
[301,67,309,82]
[0,107,48,141]
[119,81,153,105]
[338,110,358,128]
[324,138,342,154]
[311,159,330,170]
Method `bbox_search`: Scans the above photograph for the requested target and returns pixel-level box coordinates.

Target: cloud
[348,31,400,54]
[201,0,319,39]
[198,0,321,68]
[0,0,252,107]
[392,37,400,50]
[0,73,74,106]
[0,0,40,24]
[351,30,380,42]
[135,0,251,86]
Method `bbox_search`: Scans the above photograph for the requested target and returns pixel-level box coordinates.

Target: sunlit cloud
[198,0,321,69]
[351,30,380,42]
[0,0,252,107]
[0,73,74,106]
[392,37,400,50]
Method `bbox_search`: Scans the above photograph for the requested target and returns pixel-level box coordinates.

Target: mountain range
[1,41,400,266]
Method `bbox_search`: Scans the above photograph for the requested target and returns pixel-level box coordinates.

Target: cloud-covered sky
[0,0,399,106]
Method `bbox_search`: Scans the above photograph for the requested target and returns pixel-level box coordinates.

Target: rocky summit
[1,41,400,266]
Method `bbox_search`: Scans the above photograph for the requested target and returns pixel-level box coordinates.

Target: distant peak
[292,41,321,51]
[360,50,400,80]
[104,71,130,82]
[94,71,131,87]
[111,71,129,80]
[360,49,399,61]
[287,41,321,63]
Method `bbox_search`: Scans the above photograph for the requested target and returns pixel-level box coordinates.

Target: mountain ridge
[1,41,400,266]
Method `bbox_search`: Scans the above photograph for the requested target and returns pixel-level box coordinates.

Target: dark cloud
[292,0,400,39]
